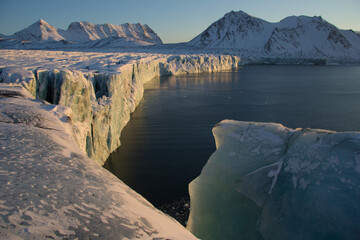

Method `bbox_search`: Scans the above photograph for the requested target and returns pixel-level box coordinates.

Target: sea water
[104,65,360,207]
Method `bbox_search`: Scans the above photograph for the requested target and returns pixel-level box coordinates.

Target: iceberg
[188,120,360,240]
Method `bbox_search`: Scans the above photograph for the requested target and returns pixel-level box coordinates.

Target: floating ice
[188,120,360,240]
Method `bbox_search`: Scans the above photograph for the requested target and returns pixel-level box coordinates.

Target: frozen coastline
[0,84,198,239]
[0,49,240,165]
[0,49,240,238]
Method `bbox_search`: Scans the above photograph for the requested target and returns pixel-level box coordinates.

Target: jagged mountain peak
[31,19,57,31]
[12,19,64,42]
[64,21,162,44]
[37,19,48,25]
[67,21,92,28]
[218,10,267,27]
[189,10,360,60]
[190,10,268,48]
[8,19,163,46]
[223,10,263,21]
[278,15,330,29]
[224,10,248,17]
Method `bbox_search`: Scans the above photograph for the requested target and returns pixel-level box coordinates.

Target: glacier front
[0,50,240,165]
[187,120,360,240]
[0,84,197,239]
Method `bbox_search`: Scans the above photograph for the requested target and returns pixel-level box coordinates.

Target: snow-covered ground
[188,120,360,240]
[0,49,240,76]
[1,10,359,239]
[0,49,167,75]
[0,84,197,239]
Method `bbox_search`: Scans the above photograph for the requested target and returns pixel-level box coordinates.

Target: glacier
[0,48,239,238]
[0,50,240,165]
[1,13,360,238]
[0,84,197,239]
[188,120,360,240]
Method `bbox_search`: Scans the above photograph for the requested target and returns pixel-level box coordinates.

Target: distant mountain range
[1,11,360,63]
[189,10,360,61]
[2,19,162,46]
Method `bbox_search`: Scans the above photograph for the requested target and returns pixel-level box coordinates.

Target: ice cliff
[0,50,238,238]
[0,84,197,239]
[188,120,360,240]
[0,50,240,165]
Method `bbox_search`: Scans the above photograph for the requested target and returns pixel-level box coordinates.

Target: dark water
[104,65,360,207]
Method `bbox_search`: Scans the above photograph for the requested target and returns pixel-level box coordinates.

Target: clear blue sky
[0,0,359,43]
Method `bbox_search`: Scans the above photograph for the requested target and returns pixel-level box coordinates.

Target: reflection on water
[104,65,360,207]
[146,70,235,90]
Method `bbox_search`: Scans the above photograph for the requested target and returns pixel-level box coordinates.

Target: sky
[0,0,359,43]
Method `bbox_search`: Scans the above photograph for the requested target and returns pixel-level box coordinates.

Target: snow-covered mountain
[9,19,163,46]
[63,21,162,44]
[189,10,360,61]
[12,19,65,42]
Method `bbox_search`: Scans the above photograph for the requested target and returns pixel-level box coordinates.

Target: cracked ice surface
[0,85,197,240]
[188,120,360,240]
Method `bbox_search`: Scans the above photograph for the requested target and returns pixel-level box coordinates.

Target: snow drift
[188,120,360,240]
